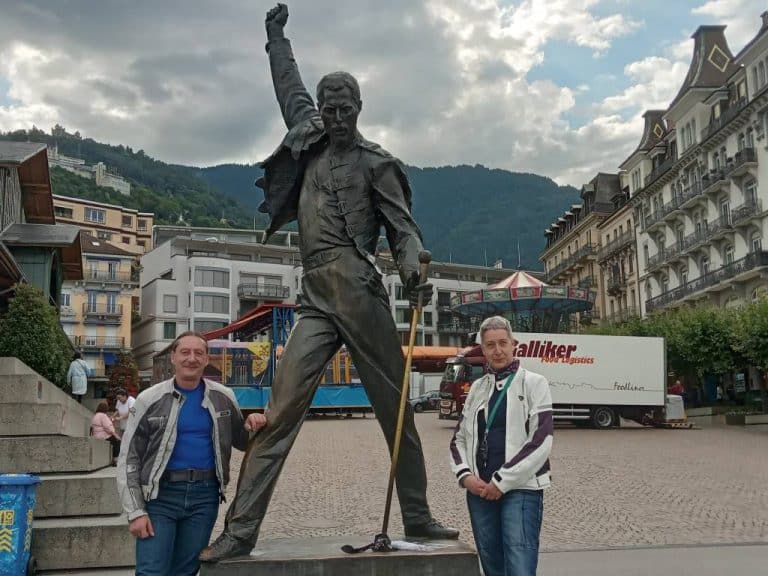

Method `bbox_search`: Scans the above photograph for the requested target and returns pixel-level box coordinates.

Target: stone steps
[32,515,135,571]
[36,468,122,518]
[0,436,111,474]
[0,402,91,437]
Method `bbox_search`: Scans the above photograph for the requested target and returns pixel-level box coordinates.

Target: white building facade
[625,19,768,316]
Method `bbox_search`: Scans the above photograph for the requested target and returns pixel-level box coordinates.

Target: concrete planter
[725,413,746,425]
[744,413,768,425]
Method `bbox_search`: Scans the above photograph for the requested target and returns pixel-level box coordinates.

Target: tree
[108,352,141,404]
[733,297,768,411]
[0,284,72,386]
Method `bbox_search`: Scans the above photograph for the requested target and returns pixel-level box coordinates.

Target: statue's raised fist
[266,3,289,28]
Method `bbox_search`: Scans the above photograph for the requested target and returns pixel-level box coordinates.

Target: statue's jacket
[257,37,424,285]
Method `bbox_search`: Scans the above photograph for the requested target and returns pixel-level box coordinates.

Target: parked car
[410,390,442,412]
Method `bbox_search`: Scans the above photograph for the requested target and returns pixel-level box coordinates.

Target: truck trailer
[439,332,671,428]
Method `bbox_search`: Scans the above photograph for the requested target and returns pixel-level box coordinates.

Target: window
[122,215,132,227]
[138,219,147,231]
[747,127,754,148]
[424,334,433,346]
[424,311,433,326]
[87,291,98,310]
[395,308,411,324]
[701,256,710,275]
[121,236,130,244]
[106,293,118,313]
[107,261,117,279]
[195,268,230,288]
[680,267,688,286]
[97,230,112,241]
[163,295,178,313]
[643,244,649,267]
[759,61,766,87]
[54,205,73,219]
[61,292,71,307]
[137,240,146,249]
[163,322,176,340]
[661,276,669,294]
[194,294,229,314]
[85,207,105,223]
[738,132,746,151]
[724,245,735,265]
[628,254,633,274]
[751,232,762,253]
[194,320,227,333]
[645,283,652,302]
[719,198,730,224]
[395,285,407,301]
[745,180,758,205]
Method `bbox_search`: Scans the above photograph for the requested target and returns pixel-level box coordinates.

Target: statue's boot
[404,518,460,540]
[199,532,253,563]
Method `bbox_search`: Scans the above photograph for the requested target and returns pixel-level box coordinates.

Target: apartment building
[60,233,139,404]
[52,194,153,256]
[541,172,622,323]
[132,226,522,368]
[628,19,768,315]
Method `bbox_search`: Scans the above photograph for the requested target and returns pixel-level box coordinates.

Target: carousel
[449,270,594,334]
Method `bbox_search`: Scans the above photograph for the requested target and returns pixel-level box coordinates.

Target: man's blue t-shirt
[166,381,216,471]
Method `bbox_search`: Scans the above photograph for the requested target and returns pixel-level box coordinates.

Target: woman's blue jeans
[467,489,544,576]
[135,479,220,576]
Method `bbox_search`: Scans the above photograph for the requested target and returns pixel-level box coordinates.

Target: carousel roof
[490,270,548,289]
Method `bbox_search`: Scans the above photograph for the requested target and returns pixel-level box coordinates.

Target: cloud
[0,0,648,188]
[692,0,766,49]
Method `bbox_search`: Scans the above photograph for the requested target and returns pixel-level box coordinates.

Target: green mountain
[2,127,579,269]
[197,163,580,269]
[1,126,251,228]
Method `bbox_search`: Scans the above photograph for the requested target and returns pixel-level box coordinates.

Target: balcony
[606,276,626,296]
[678,181,704,210]
[731,199,763,226]
[237,283,290,301]
[545,244,597,282]
[82,303,124,324]
[727,147,758,178]
[699,98,748,143]
[642,210,664,232]
[660,195,684,222]
[662,242,686,265]
[437,318,481,335]
[577,277,593,289]
[646,249,667,272]
[85,269,139,285]
[597,231,633,263]
[59,306,77,321]
[701,169,728,195]
[643,157,675,189]
[646,251,768,312]
[705,213,733,241]
[72,336,126,350]
[604,307,639,325]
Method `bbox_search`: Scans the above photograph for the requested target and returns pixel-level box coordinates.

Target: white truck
[439,332,680,428]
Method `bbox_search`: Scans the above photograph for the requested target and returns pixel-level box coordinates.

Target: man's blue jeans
[467,489,544,576]
[135,479,220,576]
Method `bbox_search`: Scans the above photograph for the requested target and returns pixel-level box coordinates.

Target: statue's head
[317,71,362,149]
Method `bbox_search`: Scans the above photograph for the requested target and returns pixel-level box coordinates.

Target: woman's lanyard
[478,371,515,468]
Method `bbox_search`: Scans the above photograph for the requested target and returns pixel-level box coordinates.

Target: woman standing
[450,316,553,576]
[91,401,121,465]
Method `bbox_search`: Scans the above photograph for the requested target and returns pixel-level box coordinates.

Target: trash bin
[0,474,40,576]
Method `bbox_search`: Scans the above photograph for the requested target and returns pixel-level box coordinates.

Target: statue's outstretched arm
[265,3,319,130]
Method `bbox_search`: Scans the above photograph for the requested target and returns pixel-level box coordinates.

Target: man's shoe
[199,532,253,563]
[404,519,460,540]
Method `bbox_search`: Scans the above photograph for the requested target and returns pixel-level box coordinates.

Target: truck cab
[438,347,486,419]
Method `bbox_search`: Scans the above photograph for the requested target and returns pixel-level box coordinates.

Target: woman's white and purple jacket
[450,368,554,493]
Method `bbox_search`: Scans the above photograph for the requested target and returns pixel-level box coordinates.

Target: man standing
[200,3,458,562]
[117,332,266,575]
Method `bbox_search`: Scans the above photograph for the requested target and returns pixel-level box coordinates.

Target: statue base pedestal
[200,535,480,576]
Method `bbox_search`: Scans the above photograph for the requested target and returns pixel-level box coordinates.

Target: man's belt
[161,469,217,483]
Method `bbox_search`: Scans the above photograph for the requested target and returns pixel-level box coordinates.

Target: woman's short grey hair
[479,316,514,342]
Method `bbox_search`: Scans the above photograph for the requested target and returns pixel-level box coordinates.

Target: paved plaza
[214,414,768,553]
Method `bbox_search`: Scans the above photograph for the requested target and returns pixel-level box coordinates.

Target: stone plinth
[0,436,111,473]
[36,468,122,518]
[200,536,480,576]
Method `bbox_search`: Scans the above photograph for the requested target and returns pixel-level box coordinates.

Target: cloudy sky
[0,0,765,186]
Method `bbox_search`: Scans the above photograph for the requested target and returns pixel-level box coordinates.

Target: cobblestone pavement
[213,415,768,552]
